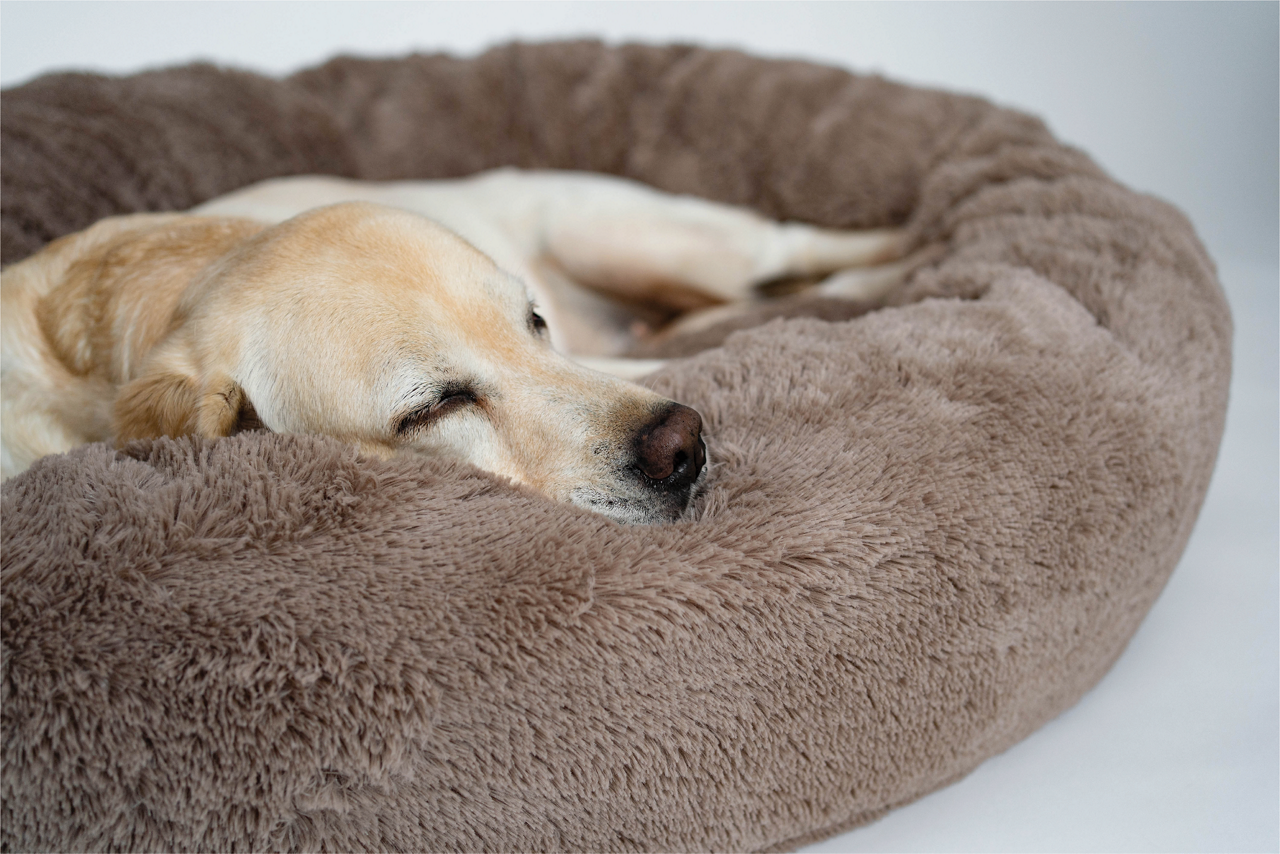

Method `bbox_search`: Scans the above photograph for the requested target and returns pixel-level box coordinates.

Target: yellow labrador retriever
[1,170,904,523]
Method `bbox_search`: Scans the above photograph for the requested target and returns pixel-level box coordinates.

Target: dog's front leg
[570,355,669,381]
[813,256,916,302]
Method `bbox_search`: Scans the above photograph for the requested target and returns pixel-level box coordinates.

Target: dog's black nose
[634,403,705,488]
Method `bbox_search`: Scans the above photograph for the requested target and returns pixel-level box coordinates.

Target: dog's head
[113,203,706,524]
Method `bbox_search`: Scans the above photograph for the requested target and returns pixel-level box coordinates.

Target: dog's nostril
[634,403,704,485]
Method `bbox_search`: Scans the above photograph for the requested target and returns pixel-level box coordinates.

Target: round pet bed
[0,42,1231,852]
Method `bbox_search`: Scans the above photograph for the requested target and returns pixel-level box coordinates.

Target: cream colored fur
[2,171,903,522]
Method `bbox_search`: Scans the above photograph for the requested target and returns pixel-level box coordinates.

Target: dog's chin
[570,461,708,525]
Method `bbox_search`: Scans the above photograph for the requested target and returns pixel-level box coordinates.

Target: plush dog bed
[1,42,1231,852]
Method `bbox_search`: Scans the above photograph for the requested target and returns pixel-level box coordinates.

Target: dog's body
[2,169,904,522]
[194,170,908,366]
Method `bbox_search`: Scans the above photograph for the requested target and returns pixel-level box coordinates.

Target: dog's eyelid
[395,405,430,435]
[395,383,479,435]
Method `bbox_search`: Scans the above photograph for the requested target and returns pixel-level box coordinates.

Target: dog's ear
[114,369,262,443]
[33,215,267,379]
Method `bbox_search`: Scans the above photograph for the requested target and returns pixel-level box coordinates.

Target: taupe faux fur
[1,42,1230,852]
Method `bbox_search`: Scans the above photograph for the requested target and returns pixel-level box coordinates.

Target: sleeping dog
[1,170,905,523]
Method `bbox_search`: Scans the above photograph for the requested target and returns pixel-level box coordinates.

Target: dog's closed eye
[529,308,548,336]
[396,383,480,434]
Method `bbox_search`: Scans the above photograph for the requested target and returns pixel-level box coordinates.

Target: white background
[3,3,1276,851]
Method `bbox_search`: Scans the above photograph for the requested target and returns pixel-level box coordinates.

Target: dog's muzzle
[574,402,708,524]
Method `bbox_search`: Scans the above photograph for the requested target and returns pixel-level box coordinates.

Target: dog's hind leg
[520,172,904,310]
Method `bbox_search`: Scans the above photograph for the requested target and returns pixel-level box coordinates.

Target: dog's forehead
[275,202,531,310]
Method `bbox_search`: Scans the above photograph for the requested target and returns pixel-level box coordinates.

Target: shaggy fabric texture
[1,42,1231,853]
